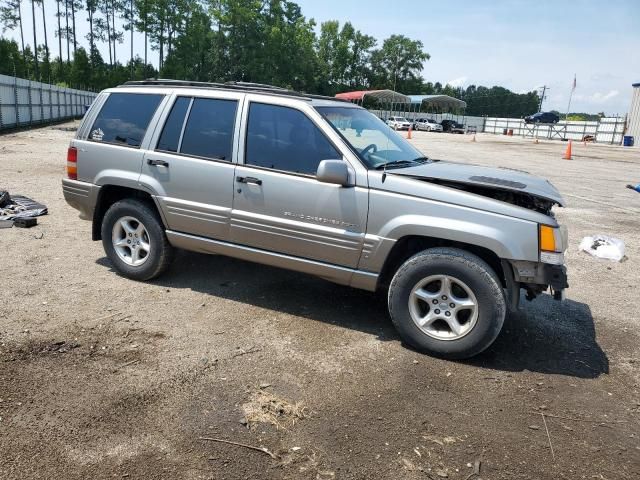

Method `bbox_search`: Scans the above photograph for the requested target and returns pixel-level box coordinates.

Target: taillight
[67,146,78,180]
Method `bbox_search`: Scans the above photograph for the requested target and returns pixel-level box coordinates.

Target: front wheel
[388,247,506,359]
[101,198,174,281]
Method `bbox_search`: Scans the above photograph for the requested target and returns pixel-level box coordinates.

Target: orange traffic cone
[407,125,412,140]
[563,140,572,160]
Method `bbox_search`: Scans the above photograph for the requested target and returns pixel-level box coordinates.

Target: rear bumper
[62,178,100,221]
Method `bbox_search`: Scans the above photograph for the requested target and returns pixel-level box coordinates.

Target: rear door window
[156,96,191,152]
[89,92,163,147]
[180,98,238,161]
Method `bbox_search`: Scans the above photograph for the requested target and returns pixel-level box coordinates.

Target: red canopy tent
[335,89,410,104]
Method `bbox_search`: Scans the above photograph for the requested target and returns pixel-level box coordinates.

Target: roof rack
[120,79,345,102]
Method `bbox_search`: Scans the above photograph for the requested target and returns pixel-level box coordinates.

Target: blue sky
[5,0,639,115]
[296,0,639,115]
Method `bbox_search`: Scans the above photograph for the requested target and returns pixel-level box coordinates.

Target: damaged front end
[390,161,565,215]
[388,161,569,307]
[503,259,569,311]
[422,178,557,215]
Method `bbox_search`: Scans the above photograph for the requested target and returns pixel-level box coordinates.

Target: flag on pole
[572,74,577,91]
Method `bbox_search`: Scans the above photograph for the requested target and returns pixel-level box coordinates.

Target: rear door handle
[147,159,169,167]
[236,176,262,185]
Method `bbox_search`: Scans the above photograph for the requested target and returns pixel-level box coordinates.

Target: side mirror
[316,160,353,187]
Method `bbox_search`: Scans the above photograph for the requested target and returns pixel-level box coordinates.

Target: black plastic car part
[14,217,38,228]
[0,190,11,208]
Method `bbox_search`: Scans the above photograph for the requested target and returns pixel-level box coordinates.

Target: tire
[101,198,174,281]
[388,247,506,359]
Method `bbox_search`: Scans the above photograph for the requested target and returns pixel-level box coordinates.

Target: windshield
[317,106,429,169]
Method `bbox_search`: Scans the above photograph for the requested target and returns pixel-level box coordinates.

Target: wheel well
[92,185,160,240]
[377,235,505,291]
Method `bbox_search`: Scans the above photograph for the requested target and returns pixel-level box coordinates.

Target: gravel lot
[1,124,639,479]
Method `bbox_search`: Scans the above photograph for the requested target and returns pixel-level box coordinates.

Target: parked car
[414,118,443,132]
[524,111,560,124]
[62,80,568,359]
[386,116,413,130]
[441,119,466,134]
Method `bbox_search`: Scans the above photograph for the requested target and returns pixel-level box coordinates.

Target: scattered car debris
[13,217,37,228]
[579,235,625,262]
[199,436,278,459]
[0,191,48,222]
[0,190,10,207]
[39,340,81,354]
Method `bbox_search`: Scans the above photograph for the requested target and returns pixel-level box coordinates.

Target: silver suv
[62,80,568,359]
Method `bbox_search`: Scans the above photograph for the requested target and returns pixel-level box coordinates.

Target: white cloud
[446,76,468,88]
[589,90,619,103]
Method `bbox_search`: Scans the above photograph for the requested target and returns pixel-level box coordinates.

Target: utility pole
[538,85,548,112]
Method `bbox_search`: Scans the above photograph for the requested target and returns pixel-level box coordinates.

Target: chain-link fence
[0,74,98,131]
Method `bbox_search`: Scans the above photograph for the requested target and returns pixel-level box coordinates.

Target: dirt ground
[1,124,639,480]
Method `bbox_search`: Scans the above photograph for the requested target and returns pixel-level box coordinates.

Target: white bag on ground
[579,235,625,262]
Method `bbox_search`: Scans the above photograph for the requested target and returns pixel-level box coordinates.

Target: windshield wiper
[374,157,429,170]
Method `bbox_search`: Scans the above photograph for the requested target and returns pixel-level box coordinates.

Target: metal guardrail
[0,74,98,131]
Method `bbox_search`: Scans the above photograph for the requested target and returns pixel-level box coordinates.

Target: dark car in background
[524,111,560,124]
[440,120,465,134]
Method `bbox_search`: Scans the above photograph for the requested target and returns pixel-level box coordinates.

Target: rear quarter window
[89,92,163,147]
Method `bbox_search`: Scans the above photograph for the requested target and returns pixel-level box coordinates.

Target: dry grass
[242,389,308,429]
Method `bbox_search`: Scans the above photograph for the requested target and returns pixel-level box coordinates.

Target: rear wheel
[101,199,174,281]
[388,247,506,359]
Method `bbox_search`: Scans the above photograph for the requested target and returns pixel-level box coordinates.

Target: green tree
[39,0,52,82]
[0,37,29,76]
[122,0,135,77]
[258,1,318,90]
[55,0,64,67]
[70,45,90,86]
[29,0,39,78]
[0,0,25,62]
[370,35,429,92]
[133,0,151,66]
[70,0,81,55]
[317,20,376,94]
[211,0,264,81]
[162,4,213,80]
[85,0,97,66]
[458,84,540,117]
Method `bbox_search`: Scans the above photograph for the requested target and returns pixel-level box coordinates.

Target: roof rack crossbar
[120,79,346,102]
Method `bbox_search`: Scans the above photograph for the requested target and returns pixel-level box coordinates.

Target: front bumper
[62,178,100,221]
[510,259,568,290]
[506,259,569,308]
[540,263,569,291]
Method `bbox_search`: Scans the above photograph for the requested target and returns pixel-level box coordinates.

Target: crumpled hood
[391,161,565,206]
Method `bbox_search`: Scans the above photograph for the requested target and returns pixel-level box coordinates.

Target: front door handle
[236,176,262,185]
[147,159,169,167]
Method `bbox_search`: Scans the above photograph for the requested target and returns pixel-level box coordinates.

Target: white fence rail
[483,117,625,144]
[0,74,97,131]
[371,108,626,145]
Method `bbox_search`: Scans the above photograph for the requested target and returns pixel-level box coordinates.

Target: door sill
[166,230,378,291]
